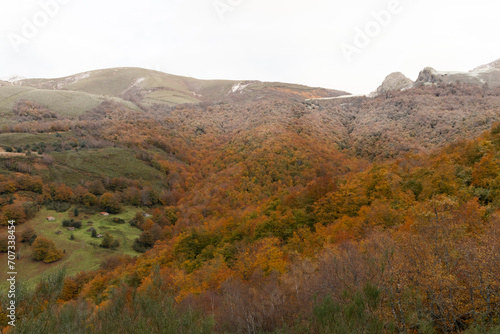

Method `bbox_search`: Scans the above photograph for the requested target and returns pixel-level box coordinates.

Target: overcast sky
[1,0,500,94]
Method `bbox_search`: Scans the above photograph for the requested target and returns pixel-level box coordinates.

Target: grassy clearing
[0,87,35,111]
[0,87,34,125]
[0,86,104,118]
[0,206,143,290]
[0,145,165,187]
[17,89,104,117]
[0,84,141,126]
[43,147,165,187]
[0,132,60,147]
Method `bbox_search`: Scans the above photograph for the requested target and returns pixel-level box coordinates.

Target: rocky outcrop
[371,59,500,96]
[415,67,443,85]
[414,59,500,88]
[370,72,414,96]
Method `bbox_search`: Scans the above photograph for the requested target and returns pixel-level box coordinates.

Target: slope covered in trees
[0,80,500,333]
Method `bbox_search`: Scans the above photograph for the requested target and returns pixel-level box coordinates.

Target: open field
[0,132,63,147]
[42,147,166,187]
[0,86,104,118]
[0,84,140,126]
[0,206,143,289]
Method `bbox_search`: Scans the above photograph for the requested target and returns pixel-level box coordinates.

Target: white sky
[1,0,500,94]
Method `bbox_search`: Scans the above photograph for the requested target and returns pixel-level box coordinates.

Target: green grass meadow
[0,132,62,147]
[42,147,165,187]
[0,206,143,289]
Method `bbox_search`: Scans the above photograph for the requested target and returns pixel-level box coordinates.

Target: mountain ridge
[369,58,500,96]
[5,67,349,107]
[4,57,500,104]
[2,59,500,334]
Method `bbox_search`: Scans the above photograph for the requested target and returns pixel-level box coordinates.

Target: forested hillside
[0,71,499,333]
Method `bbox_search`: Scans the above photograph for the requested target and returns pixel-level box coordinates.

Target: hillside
[1,63,500,333]
[315,83,500,159]
[6,67,348,111]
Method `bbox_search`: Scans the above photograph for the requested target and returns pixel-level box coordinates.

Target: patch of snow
[231,83,249,93]
[121,77,146,95]
[129,78,145,89]
[57,72,91,88]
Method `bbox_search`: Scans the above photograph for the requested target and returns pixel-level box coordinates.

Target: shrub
[312,283,385,334]
[0,236,7,253]
[99,192,122,214]
[82,193,98,207]
[100,232,119,249]
[129,219,139,228]
[21,226,37,243]
[22,202,38,219]
[113,218,126,224]
[62,219,82,229]
[32,236,64,263]
[132,239,150,253]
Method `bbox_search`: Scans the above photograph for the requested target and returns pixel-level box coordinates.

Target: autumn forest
[0,73,500,333]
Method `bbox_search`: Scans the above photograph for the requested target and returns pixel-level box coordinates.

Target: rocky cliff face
[415,67,443,85]
[370,72,414,96]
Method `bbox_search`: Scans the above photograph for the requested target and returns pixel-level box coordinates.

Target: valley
[0,61,500,333]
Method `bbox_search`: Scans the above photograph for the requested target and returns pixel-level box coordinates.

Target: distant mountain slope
[0,85,138,126]
[17,68,204,106]
[314,83,500,160]
[12,67,348,108]
[0,68,348,126]
[2,60,500,161]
